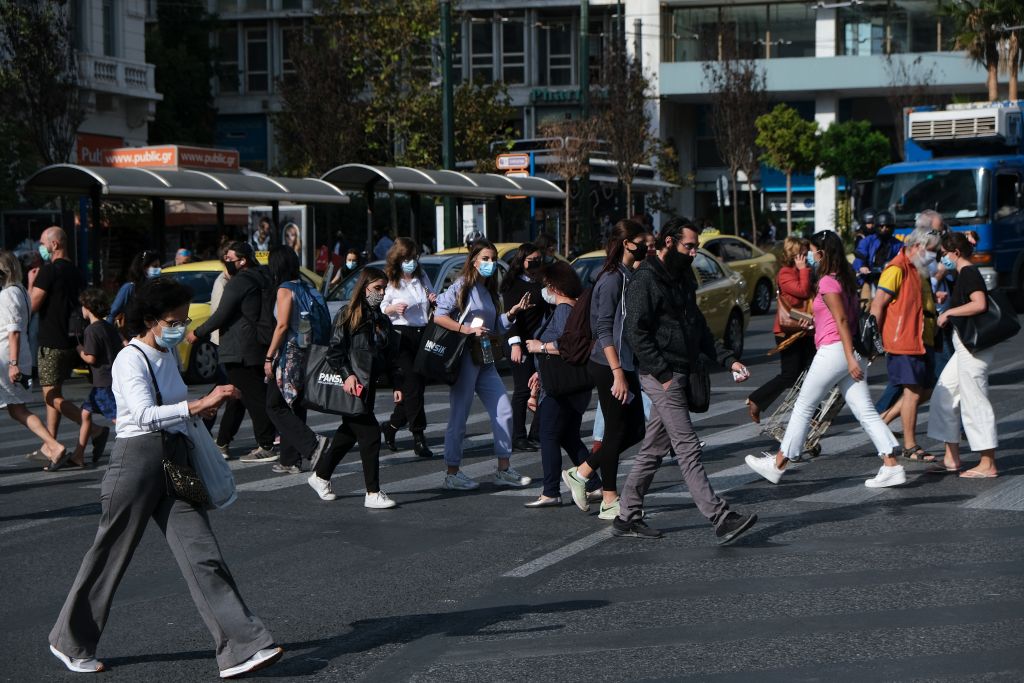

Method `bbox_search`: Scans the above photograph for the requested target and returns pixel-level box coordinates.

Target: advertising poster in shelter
[248,205,308,267]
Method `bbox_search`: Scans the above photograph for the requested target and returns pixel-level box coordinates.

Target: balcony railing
[77,53,160,100]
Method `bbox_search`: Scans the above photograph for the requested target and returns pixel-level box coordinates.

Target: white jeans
[927,329,997,451]
[780,342,899,461]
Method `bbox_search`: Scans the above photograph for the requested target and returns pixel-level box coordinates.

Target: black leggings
[315,413,382,493]
[586,361,645,492]
[387,326,428,434]
[265,380,317,467]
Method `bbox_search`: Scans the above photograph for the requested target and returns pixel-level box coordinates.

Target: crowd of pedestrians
[2,213,1012,678]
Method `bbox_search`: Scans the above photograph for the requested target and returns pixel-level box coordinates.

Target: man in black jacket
[188,242,277,461]
[614,219,757,545]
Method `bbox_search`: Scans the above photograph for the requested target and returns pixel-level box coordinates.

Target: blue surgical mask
[147,267,162,278]
[155,323,187,349]
[941,255,956,270]
[38,245,51,262]
[346,260,358,270]
[806,250,818,269]
[541,287,557,305]
[401,259,417,274]
[477,260,496,278]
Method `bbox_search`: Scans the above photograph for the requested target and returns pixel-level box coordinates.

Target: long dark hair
[458,239,501,313]
[127,249,160,287]
[340,266,386,333]
[500,242,540,294]
[267,245,300,287]
[600,219,646,275]
[810,231,857,299]
[384,237,420,286]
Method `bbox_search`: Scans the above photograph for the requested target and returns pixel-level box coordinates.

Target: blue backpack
[282,281,331,345]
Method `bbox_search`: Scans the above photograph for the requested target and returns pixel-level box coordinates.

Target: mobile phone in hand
[354,383,365,397]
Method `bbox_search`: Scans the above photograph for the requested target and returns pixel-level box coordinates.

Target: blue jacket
[852,234,902,284]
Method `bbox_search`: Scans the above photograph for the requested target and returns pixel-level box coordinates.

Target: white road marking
[502,528,613,578]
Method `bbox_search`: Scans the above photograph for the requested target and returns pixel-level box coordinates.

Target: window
[667,7,720,62]
[281,24,303,83]
[720,238,753,262]
[245,0,269,10]
[720,4,764,60]
[470,20,494,81]
[501,17,525,84]
[539,20,573,86]
[102,0,117,57]
[995,173,1021,219]
[70,0,86,51]
[218,28,240,93]
[217,0,237,12]
[694,253,724,286]
[245,27,269,93]
[281,0,304,9]
[767,4,815,58]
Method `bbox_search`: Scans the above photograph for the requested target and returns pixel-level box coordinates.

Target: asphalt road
[3,309,1024,682]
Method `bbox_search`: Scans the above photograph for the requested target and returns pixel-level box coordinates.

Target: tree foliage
[540,117,601,257]
[599,43,654,216]
[0,0,83,166]
[817,120,891,234]
[944,0,1024,101]
[145,0,218,145]
[755,104,818,237]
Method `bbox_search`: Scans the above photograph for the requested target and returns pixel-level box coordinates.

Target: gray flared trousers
[49,432,274,670]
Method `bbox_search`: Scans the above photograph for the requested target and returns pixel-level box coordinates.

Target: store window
[245,27,269,93]
[470,19,494,82]
[218,28,240,93]
[501,17,525,85]
[539,20,574,86]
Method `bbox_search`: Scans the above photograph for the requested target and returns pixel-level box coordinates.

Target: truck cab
[872,102,1024,294]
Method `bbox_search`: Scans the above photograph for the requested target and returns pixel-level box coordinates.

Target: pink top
[813,274,857,348]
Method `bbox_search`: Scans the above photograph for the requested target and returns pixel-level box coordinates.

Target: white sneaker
[562,467,590,511]
[307,474,337,500]
[598,497,620,520]
[744,453,785,484]
[365,490,397,509]
[219,646,284,679]
[865,464,906,488]
[240,446,278,463]
[443,470,480,490]
[494,465,531,487]
[50,644,104,673]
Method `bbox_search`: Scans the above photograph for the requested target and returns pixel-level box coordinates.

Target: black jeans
[218,363,276,451]
[538,391,590,498]
[586,361,645,492]
[265,379,317,467]
[316,413,381,493]
[509,352,539,441]
[747,334,816,412]
[387,326,428,434]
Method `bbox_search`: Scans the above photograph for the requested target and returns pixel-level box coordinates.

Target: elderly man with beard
[611,218,758,546]
[869,225,943,463]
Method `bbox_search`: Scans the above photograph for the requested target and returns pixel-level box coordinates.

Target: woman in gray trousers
[49,278,283,679]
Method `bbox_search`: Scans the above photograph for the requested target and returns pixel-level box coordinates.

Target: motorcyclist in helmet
[854,208,877,249]
[853,209,902,287]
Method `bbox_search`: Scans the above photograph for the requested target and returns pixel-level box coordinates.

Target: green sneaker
[561,467,590,512]
[598,497,620,520]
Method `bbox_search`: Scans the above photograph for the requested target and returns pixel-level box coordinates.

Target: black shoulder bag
[952,289,1021,352]
[130,346,209,507]
[535,314,595,397]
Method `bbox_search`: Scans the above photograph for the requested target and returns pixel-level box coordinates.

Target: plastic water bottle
[297,311,311,349]
[479,335,494,364]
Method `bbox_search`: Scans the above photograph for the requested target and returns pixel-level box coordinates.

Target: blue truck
[872,102,1024,293]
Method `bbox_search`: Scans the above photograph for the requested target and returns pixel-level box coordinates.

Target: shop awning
[320,163,566,200]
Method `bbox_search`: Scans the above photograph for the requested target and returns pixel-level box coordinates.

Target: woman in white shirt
[49,277,283,679]
[380,238,437,457]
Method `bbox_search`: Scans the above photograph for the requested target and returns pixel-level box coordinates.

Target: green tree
[817,120,891,234]
[944,0,1007,101]
[146,0,218,145]
[755,104,819,237]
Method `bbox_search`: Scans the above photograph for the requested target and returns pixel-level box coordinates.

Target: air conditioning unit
[909,104,1022,146]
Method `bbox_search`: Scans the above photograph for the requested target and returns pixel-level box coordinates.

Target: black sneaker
[381,423,398,452]
[715,511,757,546]
[512,438,538,453]
[611,517,663,539]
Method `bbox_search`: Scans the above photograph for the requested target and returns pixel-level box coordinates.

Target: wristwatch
[8,361,18,366]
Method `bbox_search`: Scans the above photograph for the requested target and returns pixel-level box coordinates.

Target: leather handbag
[952,289,1021,352]
[303,343,369,416]
[130,346,209,507]
[414,308,471,385]
[685,356,712,413]
[775,289,811,335]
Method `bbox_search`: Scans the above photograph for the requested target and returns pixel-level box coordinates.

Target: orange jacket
[880,250,925,356]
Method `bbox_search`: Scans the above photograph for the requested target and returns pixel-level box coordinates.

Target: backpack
[557,284,596,366]
[282,280,331,345]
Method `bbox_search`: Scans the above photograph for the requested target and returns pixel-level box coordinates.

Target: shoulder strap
[129,344,162,406]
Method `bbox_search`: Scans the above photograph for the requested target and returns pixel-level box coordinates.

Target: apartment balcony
[78,53,163,103]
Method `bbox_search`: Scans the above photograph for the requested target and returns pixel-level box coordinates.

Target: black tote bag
[302,344,369,416]
[537,353,594,397]
[952,289,1021,352]
[414,308,471,386]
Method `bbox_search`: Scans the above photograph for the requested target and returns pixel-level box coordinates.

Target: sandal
[901,445,936,462]
[42,449,72,472]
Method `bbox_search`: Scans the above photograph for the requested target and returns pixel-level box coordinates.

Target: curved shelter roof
[320,163,565,200]
[23,164,351,205]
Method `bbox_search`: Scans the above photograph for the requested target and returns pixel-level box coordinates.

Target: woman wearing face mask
[500,243,548,453]
[928,232,1001,478]
[49,277,283,679]
[523,263,593,508]
[745,237,815,424]
[380,238,437,457]
[330,249,362,287]
[433,240,535,490]
[307,267,402,508]
[562,219,649,521]
[745,231,902,488]
[107,250,161,338]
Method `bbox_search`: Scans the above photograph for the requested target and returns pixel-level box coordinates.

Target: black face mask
[663,249,693,276]
[627,243,647,262]
[225,260,240,277]
[524,260,539,273]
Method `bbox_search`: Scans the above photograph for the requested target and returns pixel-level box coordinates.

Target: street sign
[505,170,528,199]
[496,153,529,171]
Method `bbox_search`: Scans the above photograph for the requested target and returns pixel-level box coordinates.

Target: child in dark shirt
[74,289,121,465]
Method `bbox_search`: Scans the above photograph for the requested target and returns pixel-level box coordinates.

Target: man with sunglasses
[613,218,758,545]
[188,242,278,462]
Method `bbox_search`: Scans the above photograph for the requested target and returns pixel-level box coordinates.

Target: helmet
[464,230,484,250]
[875,210,895,228]
[861,208,876,225]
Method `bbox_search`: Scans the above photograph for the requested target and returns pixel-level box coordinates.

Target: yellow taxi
[436,242,570,264]
[163,257,322,383]
[698,230,778,315]
[571,249,751,358]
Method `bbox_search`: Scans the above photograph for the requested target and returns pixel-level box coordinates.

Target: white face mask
[541,287,557,305]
